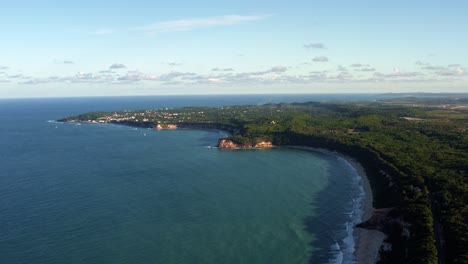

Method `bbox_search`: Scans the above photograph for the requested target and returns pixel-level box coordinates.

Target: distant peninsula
[59,96,468,264]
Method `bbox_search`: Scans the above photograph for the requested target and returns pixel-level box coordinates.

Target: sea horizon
[2,92,468,100]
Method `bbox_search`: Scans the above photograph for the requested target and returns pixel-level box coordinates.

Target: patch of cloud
[158,71,196,82]
[20,79,52,85]
[117,71,159,82]
[99,70,115,74]
[373,68,423,79]
[53,60,74,65]
[162,61,183,66]
[435,68,465,76]
[20,71,117,85]
[308,71,327,80]
[418,63,467,76]
[0,66,9,70]
[336,72,354,80]
[312,56,328,62]
[421,65,446,71]
[17,61,463,87]
[72,72,104,82]
[109,63,127,69]
[245,66,288,76]
[270,66,287,73]
[135,14,270,33]
[355,67,376,72]
[161,80,184,86]
[304,43,325,49]
[207,78,224,83]
[337,65,348,72]
[212,68,234,72]
[415,60,430,66]
[350,63,370,68]
[8,74,26,79]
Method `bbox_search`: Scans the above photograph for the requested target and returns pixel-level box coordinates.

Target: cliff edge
[217,139,273,149]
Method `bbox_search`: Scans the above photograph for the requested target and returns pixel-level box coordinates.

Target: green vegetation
[60,97,468,264]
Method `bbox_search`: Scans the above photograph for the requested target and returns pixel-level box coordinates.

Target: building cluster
[86,109,207,124]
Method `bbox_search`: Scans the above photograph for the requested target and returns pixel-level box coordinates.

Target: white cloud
[8,74,26,79]
[212,68,234,72]
[158,72,196,81]
[270,66,287,73]
[134,15,270,33]
[436,68,465,76]
[336,72,353,80]
[350,63,369,67]
[355,67,376,72]
[117,71,159,82]
[238,66,288,76]
[163,62,183,66]
[207,78,224,83]
[422,65,446,71]
[373,69,423,79]
[313,56,328,62]
[415,60,430,66]
[304,43,325,49]
[337,65,348,72]
[17,61,465,87]
[109,63,127,69]
[418,63,467,76]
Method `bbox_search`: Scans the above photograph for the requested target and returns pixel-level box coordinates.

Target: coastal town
[59,104,287,129]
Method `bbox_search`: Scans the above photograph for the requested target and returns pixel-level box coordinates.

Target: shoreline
[284,146,386,264]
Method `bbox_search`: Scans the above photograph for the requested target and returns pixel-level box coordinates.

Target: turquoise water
[0,95,367,263]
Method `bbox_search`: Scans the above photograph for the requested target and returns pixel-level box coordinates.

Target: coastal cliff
[217,139,273,149]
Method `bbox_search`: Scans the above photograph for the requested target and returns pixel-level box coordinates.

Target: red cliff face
[254,141,273,148]
[155,124,177,130]
[217,139,240,149]
[217,139,273,149]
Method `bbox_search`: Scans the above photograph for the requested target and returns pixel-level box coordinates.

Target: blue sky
[1,0,467,97]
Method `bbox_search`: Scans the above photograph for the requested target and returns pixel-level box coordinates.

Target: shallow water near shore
[0,95,369,264]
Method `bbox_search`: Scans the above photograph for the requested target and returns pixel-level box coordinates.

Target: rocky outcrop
[155,124,178,130]
[356,208,400,232]
[254,141,273,148]
[217,139,273,149]
[218,139,239,149]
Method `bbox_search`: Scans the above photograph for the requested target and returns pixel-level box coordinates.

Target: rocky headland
[217,139,273,149]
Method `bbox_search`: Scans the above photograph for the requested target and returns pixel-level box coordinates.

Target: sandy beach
[349,159,386,264]
[285,146,386,264]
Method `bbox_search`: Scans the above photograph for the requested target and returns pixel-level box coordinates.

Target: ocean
[0,94,372,264]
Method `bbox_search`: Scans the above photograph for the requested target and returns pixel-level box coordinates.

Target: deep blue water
[0,95,369,264]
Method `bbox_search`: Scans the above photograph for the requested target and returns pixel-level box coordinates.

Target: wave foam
[327,157,366,264]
